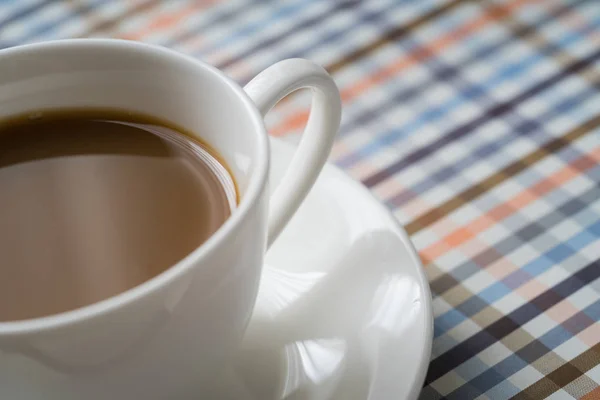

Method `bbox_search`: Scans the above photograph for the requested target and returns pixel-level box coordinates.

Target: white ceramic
[0,40,341,399]
[202,137,433,399]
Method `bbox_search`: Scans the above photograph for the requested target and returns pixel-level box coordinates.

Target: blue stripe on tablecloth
[0,0,52,31]
[337,10,599,170]
[215,0,362,70]
[333,0,585,166]
[448,300,600,398]
[230,0,415,82]
[387,78,600,210]
[192,0,325,56]
[433,149,600,292]
[434,169,600,333]
[0,0,108,49]
[478,215,600,306]
[363,47,600,189]
[427,257,600,384]
[163,0,264,49]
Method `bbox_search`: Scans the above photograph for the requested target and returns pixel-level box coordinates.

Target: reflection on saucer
[281,339,347,400]
[236,231,422,399]
[253,269,326,319]
[366,275,421,334]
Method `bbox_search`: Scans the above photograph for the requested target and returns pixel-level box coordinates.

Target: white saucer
[208,137,433,400]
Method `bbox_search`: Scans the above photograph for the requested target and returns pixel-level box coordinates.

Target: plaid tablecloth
[1,1,599,399]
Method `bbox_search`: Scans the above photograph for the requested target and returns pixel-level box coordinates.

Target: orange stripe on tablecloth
[269,0,533,136]
[121,1,216,41]
[419,146,600,263]
[582,387,600,400]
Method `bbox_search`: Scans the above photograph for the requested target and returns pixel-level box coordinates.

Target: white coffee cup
[0,39,341,399]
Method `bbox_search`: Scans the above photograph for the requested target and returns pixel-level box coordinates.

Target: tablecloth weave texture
[1,1,599,399]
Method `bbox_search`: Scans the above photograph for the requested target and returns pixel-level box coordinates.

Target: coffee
[0,109,236,321]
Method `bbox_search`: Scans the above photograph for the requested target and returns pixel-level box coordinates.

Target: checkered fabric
[1,1,599,399]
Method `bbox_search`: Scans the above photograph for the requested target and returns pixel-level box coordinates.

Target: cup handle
[244,59,341,247]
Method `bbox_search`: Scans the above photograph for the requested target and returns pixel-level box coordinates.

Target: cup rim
[0,39,270,335]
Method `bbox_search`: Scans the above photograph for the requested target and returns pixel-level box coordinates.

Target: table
[1,1,599,399]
